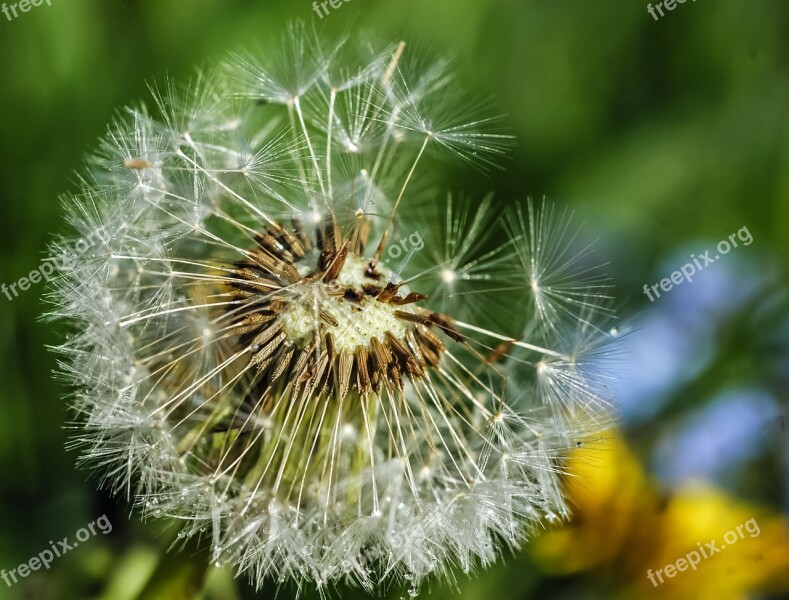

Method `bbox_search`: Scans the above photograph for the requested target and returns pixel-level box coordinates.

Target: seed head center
[227,223,461,396]
[282,255,412,353]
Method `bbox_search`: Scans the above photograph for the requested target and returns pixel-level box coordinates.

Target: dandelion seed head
[48,23,618,595]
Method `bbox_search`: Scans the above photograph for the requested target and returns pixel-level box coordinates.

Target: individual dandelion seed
[47,24,618,596]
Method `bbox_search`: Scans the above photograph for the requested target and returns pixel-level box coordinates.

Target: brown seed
[255,232,294,263]
[388,292,428,305]
[355,347,371,394]
[336,352,353,401]
[266,224,307,259]
[343,288,365,303]
[252,323,284,347]
[394,310,430,326]
[427,313,464,343]
[388,363,403,390]
[123,158,153,170]
[248,250,301,284]
[486,337,521,364]
[376,282,400,303]
[405,331,428,369]
[370,337,392,372]
[303,353,329,397]
[271,345,295,382]
[364,261,382,280]
[251,332,286,368]
[413,327,445,367]
[385,331,410,359]
[291,348,312,380]
[323,242,349,283]
[319,308,339,327]
[230,313,276,336]
[289,218,311,254]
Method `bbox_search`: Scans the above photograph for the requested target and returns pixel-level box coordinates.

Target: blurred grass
[0,1,787,598]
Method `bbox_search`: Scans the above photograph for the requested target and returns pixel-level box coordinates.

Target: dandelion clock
[48,23,617,597]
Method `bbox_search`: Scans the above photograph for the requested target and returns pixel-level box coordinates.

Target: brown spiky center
[226,222,462,400]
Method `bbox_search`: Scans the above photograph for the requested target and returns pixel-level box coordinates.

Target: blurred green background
[0,1,787,599]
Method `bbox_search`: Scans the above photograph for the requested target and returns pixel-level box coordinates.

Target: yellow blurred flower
[532,432,789,600]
